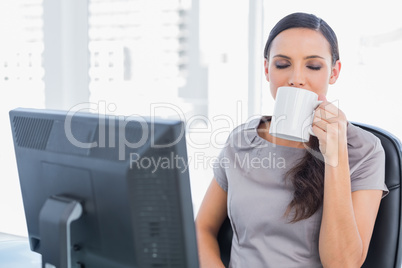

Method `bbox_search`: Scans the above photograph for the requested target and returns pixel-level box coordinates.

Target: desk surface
[0,233,41,268]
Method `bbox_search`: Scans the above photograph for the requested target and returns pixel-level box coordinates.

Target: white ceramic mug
[269,86,322,142]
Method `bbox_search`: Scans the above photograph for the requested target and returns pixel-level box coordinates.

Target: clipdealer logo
[64,102,186,160]
[62,100,341,167]
[129,152,188,174]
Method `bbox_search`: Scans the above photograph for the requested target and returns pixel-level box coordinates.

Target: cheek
[267,75,278,99]
[310,73,330,95]
[268,68,286,85]
[268,69,287,99]
[309,68,331,84]
[270,85,277,99]
[313,73,328,84]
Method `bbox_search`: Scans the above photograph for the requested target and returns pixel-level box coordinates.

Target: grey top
[213,116,389,268]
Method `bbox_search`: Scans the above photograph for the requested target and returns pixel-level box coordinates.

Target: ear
[329,60,341,85]
[264,58,270,82]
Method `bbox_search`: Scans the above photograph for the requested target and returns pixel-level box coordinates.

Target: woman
[195,12,388,268]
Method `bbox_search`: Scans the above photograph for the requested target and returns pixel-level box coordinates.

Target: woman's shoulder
[347,122,385,172]
[224,116,267,147]
[347,122,382,151]
[347,122,388,194]
[231,116,261,134]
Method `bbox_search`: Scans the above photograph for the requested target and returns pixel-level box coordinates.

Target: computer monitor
[9,107,199,268]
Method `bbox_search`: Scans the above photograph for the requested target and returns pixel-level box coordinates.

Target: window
[88,0,192,117]
[0,0,44,235]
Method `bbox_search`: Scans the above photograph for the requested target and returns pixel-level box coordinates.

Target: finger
[314,107,331,122]
[312,116,327,132]
[315,108,339,125]
[311,124,327,141]
[317,101,340,119]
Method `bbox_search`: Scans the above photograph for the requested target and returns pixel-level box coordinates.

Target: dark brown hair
[264,13,339,222]
[264,12,339,65]
[285,137,325,222]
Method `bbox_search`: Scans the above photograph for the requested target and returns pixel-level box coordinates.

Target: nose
[288,67,305,87]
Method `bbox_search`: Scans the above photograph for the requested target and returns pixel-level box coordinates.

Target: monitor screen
[9,107,199,268]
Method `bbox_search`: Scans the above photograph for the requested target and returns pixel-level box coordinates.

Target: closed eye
[275,64,290,69]
[308,66,321,71]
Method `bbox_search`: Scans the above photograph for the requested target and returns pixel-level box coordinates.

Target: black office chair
[217,122,402,268]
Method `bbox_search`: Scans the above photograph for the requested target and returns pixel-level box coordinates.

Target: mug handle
[308,100,323,137]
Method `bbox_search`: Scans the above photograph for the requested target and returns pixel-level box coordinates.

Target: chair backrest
[356,123,402,268]
[217,122,402,268]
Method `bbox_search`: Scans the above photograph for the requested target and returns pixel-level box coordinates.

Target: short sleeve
[350,138,389,197]
[212,121,253,193]
[213,146,229,192]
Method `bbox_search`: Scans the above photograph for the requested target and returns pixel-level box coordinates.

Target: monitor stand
[39,196,83,268]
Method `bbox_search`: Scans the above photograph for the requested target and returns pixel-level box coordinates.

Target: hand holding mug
[311,95,348,166]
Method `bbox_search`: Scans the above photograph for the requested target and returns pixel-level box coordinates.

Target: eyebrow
[273,54,325,60]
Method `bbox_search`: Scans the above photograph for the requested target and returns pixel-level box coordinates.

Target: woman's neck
[257,120,306,149]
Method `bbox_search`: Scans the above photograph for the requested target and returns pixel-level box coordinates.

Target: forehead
[269,28,331,59]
